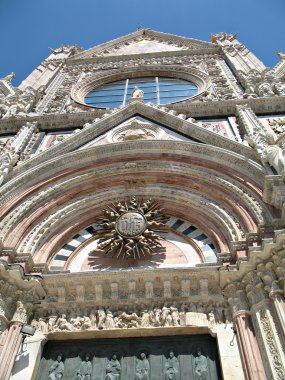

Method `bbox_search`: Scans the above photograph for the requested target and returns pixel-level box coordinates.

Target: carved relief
[259,308,284,380]
[268,118,285,136]
[165,350,180,380]
[114,123,157,142]
[77,353,92,380]
[95,196,169,260]
[36,335,221,380]
[31,300,230,335]
[105,354,121,380]
[135,352,150,380]
[239,69,285,99]
[48,354,65,380]
[194,349,209,380]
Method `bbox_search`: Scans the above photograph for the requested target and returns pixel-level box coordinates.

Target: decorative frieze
[31,301,228,335]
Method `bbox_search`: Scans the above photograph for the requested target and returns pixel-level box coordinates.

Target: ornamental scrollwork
[95,196,169,260]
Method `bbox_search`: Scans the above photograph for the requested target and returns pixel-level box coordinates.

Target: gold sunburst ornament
[95,196,169,260]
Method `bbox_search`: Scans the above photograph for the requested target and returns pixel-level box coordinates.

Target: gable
[9,101,259,182]
[78,115,197,149]
[70,29,217,61]
[98,39,187,56]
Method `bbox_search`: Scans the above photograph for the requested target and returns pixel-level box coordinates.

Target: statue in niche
[105,354,121,380]
[48,354,64,380]
[76,353,92,380]
[134,352,150,380]
[165,350,180,380]
[194,349,208,380]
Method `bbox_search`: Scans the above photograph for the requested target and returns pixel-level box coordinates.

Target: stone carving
[54,314,74,331]
[1,72,15,84]
[12,301,27,324]
[0,152,16,186]
[0,86,45,119]
[105,354,121,380]
[131,86,144,99]
[268,118,285,136]
[239,68,285,98]
[194,350,208,380]
[135,352,150,380]
[117,127,155,141]
[77,353,92,380]
[165,350,179,380]
[48,354,65,380]
[0,121,38,184]
[259,309,284,379]
[31,300,229,335]
[263,135,285,175]
[95,196,169,259]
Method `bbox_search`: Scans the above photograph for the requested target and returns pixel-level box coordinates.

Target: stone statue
[170,306,180,326]
[134,352,150,380]
[131,86,144,99]
[48,316,57,332]
[37,317,48,332]
[97,307,106,329]
[105,354,121,380]
[274,81,285,96]
[165,351,180,380]
[48,354,64,380]
[104,309,115,329]
[54,314,74,331]
[81,316,92,330]
[194,350,208,380]
[77,353,92,380]
[12,301,27,324]
[263,134,285,174]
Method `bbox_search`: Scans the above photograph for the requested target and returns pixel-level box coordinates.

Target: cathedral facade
[0,29,285,380]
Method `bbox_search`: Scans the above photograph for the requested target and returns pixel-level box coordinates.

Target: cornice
[66,47,221,66]
[69,29,217,62]
[0,96,284,136]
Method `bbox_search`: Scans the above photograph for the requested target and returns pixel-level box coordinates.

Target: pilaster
[234,311,267,380]
[252,301,285,380]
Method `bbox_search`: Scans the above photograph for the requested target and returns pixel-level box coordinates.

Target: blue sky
[0,0,284,86]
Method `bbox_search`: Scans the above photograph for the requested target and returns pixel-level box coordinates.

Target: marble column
[234,311,267,380]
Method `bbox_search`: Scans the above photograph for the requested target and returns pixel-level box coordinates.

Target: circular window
[84,77,198,108]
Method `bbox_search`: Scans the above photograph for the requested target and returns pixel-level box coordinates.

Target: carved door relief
[36,335,222,380]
